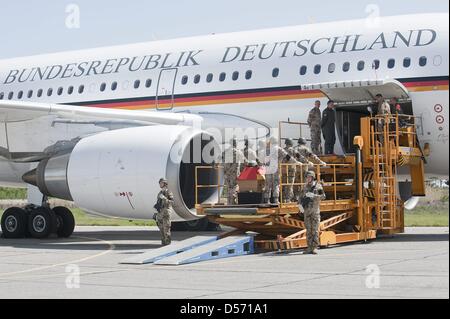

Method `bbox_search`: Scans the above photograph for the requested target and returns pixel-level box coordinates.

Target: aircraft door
[156,68,178,110]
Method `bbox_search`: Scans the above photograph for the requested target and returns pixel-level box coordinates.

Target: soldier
[223,138,245,205]
[154,178,174,246]
[307,100,323,155]
[321,100,336,155]
[264,136,289,205]
[282,138,309,203]
[375,94,391,143]
[296,138,326,166]
[294,138,326,200]
[298,171,326,255]
[243,139,261,168]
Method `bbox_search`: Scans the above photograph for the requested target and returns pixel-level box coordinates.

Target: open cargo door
[303,79,411,153]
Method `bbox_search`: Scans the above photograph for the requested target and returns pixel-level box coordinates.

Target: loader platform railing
[279,162,356,207]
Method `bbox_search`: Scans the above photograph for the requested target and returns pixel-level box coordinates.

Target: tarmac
[0,226,448,299]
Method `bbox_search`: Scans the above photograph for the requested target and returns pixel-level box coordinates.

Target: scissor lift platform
[195,115,426,252]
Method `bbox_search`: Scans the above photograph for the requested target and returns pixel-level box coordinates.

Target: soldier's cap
[327,100,335,105]
[285,138,293,146]
[305,171,316,179]
[298,137,307,145]
[159,178,168,184]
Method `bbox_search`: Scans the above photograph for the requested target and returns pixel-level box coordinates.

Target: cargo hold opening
[302,79,412,154]
[336,101,414,153]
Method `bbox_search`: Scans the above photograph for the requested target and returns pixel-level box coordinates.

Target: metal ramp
[120,236,217,265]
[153,236,254,266]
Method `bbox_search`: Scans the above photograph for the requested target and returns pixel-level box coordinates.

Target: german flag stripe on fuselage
[70,76,449,110]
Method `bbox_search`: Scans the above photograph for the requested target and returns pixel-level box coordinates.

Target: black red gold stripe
[71,76,449,110]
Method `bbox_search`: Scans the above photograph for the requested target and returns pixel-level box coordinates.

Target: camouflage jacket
[295,145,325,165]
[157,187,174,211]
[308,107,322,131]
[299,181,326,211]
[223,147,245,178]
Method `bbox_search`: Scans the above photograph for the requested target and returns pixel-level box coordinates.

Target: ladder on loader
[195,114,426,252]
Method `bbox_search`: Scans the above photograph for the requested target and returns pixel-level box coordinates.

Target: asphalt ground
[0,226,448,299]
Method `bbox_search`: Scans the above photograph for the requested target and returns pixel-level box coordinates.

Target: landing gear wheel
[28,207,56,239]
[53,207,75,238]
[1,207,27,238]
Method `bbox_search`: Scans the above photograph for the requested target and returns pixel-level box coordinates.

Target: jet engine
[23,125,222,222]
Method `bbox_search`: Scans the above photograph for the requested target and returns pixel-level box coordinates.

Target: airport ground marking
[0,235,115,279]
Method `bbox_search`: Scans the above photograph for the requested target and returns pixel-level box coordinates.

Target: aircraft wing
[0,100,202,125]
[0,100,203,162]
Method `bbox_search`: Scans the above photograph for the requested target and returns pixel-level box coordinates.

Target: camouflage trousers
[311,129,322,155]
[304,209,321,251]
[225,177,238,205]
[282,174,296,203]
[294,167,307,201]
[264,173,280,203]
[156,209,172,246]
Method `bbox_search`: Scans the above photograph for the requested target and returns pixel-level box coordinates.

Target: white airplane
[0,13,448,238]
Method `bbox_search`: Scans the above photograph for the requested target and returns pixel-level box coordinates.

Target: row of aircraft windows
[299,56,428,76]
[0,56,429,100]
[181,70,253,85]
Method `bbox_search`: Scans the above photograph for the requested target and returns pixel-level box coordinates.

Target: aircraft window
[419,56,427,67]
[181,76,188,85]
[145,79,152,88]
[67,86,74,95]
[232,71,239,81]
[206,73,213,83]
[111,82,118,91]
[0,92,3,100]
[57,87,63,96]
[403,58,411,68]
[314,65,321,74]
[372,60,380,70]
[245,70,252,80]
[8,92,13,100]
[100,83,106,92]
[272,68,279,78]
[37,89,43,97]
[299,65,307,76]
[328,63,336,73]
[27,90,33,98]
[134,80,140,89]
[47,88,53,97]
[388,59,396,69]
[17,91,23,99]
[357,61,365,71]
[343,62,350,72]
[78,85,85,94]
[194,74,201,84]
[219,72,226,82]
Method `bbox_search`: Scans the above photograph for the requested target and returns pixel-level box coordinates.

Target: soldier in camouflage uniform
[223,138,245,205]
[264,137,286,205]
[243,139,261,172]
[307,100,323,155]
[298,171,326,255]
[155,178,174,246]
[294,138,325,200]
[282,139,310,203]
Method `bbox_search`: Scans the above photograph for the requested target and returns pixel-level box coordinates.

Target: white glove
[298,204,305,214]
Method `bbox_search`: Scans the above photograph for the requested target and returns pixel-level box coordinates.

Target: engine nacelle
[24,126,221,221]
